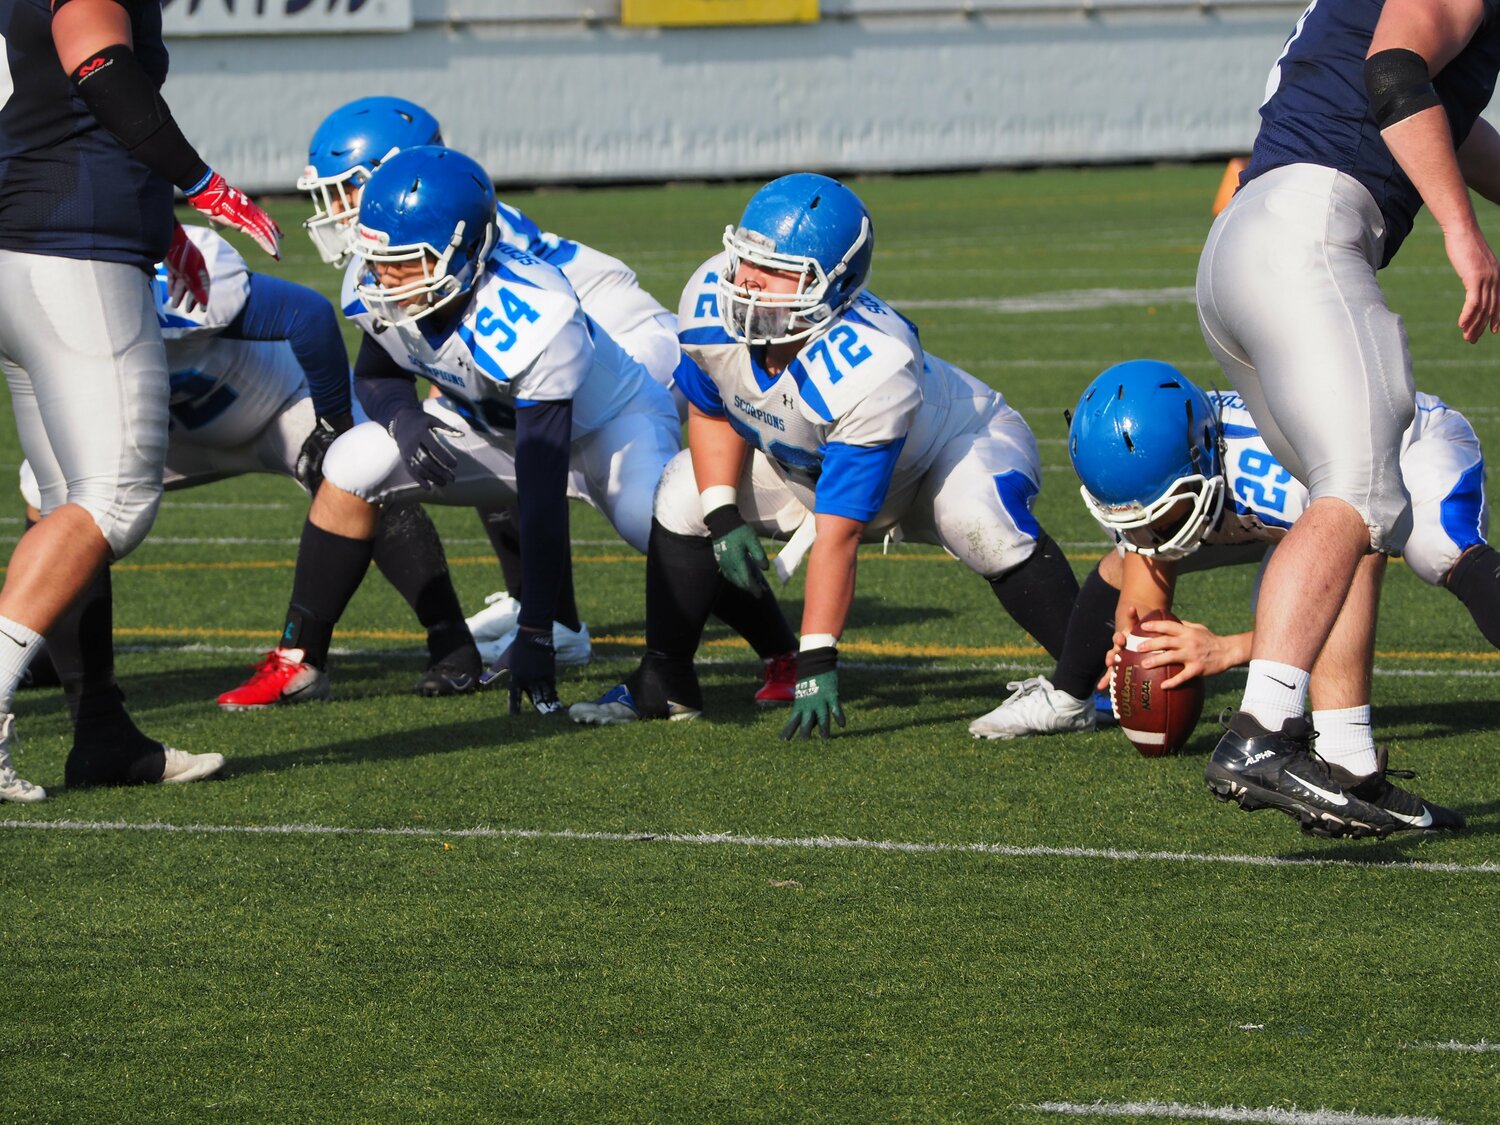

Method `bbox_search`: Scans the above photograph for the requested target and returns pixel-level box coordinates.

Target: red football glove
[185,171,282,260]
[164,221,210,312]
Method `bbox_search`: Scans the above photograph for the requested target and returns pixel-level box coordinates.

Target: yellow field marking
[110,625,1494,665]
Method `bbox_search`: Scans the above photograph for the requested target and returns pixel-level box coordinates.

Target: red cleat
[754,652,798,706]
[218,649,331,711]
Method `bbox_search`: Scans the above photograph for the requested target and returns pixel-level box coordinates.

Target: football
[1110,609,1206,757]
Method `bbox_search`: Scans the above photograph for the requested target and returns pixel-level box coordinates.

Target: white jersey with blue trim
[1207,389,1452,546]
[676,253,1000,490]
[495,202,669,343]
[152,226,251,341]
[343,242,649,438]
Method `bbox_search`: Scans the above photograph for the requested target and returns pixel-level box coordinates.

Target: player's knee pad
[652,449,710,538]
[951,469,1043,580]
[322,421,403,502]
[83,476,162,559]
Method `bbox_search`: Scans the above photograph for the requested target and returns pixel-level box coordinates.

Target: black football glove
[507,627,564,717]
[294,411,353,492]
[389,407,462,490]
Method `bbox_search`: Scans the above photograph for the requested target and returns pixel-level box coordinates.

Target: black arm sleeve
[514,399,574,632]
[68,43,211,192]
[353,337,420,427]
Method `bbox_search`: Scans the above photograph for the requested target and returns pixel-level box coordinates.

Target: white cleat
[968,676,1095,740]
[478,621,592,669]
[465,590,521,645]
[159,747,226,785]
[0,713,46,803]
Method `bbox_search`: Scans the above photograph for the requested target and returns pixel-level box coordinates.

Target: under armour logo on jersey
[782,395,795,409]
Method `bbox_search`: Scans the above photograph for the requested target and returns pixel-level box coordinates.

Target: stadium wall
[165,0,1305,192]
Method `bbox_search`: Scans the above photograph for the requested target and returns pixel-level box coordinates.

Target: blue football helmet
[298,96,444,265]
[719,173,873,345]
[1068,360,1225,559]
[353,146,497,328]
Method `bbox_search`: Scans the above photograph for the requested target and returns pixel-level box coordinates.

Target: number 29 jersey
[674,252,1003,522]
[343,242,654,438]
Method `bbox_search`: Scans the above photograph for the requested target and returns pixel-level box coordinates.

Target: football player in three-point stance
[973,360,1471,833]
[219,145,688,716]
[570,174,1081,737]
[286,97,799,701]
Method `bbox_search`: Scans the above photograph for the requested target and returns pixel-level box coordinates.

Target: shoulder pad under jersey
[454,248,581,382]
[786,305,920,423]
[676,253,737,347]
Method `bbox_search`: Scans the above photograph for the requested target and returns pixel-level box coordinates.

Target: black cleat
[416,646,481,697]
[1204,711,1397,839]
[1327,748,1465,834]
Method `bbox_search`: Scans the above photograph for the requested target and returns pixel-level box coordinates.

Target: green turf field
[1,166,1496,1123]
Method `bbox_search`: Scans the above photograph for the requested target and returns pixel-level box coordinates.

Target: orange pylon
[1212,157,1249,216]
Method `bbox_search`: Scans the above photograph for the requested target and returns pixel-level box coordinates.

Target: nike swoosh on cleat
[1388,806,1435,828]
[1282,769,1348,807]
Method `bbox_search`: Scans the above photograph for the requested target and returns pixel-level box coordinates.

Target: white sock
[1240,659,1310,732]
[1312,705,1377,777]
[0,615,45,715]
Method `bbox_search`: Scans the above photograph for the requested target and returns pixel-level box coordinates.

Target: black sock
[644,520,721,661]
[987,531,1081,661]
[711,581,796,660]
[371,503,475,664]
[477,504,525,595]
[1446,544,1500,648]
[1050,564,1118,700]
[281,520,376,668]
[624,650,704,717]
[43,566,166,786]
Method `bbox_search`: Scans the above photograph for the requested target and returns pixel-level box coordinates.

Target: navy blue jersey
[0,0,174,269]
[1246,0,1500,265]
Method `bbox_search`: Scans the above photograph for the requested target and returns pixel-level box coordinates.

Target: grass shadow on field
[1380,698,1500,742]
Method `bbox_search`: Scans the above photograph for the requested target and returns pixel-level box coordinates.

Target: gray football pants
[1196,163,1415,553]
[0,251,168,558]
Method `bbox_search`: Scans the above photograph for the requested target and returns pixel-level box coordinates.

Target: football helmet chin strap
[716,217,872,346]
[1080,474,1227,561]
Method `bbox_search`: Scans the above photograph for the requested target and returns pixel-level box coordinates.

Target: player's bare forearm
[688,407,749,493]
[801,514,864,639]
[1115,551,1176,637]
[1383,106,1483,241]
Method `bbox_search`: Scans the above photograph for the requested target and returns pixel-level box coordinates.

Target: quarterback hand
[185,171,282,260]
[1127,617,1247,688]
[508,628,564,717]
[780,646,846,740]
[704,505,770,595]
[295,412,353,492]
[389,408,462,490]
[164,222,210,312]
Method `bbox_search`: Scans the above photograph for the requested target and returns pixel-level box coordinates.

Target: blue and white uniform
[0,0,173,557]
[494,203,682,398]
[1197,0,1500,554]
[656,253,1045,578]
[20,227,346,504]
[323,242,679,552]
[1104,390,1487,587]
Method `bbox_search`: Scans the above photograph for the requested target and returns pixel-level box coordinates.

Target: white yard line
[893,287,1196,313]
[1407,1039,1498,1053]
[1030,1100,1454,1125]
[1,819,1495,877]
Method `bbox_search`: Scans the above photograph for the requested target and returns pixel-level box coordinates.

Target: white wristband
[800,633,838,652]
[700,484,738,518]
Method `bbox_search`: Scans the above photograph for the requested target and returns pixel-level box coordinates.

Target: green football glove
[705,504,770,595]
[780,646,846,741]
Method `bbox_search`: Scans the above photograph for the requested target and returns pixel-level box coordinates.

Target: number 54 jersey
[343,242,656,436]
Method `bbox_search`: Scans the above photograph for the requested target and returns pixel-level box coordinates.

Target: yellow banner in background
[622,0,818,27]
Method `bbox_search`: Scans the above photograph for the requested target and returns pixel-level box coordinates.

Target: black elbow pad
[1364,48,1442,130]
[70,43,209,190]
